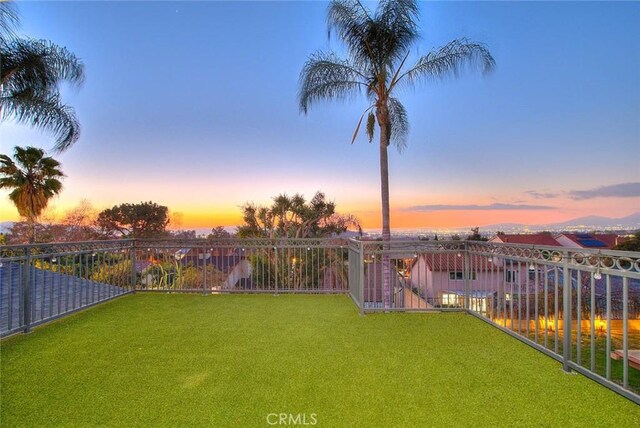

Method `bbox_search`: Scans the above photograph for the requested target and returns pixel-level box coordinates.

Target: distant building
[554,233,625,249]
[409,253,502,314]
[489,234,561,247]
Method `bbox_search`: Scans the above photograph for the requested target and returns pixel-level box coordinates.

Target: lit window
[469,297,487,312]
[441,293,458,305]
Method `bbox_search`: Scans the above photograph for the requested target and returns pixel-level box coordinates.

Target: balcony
[1,239,639,425]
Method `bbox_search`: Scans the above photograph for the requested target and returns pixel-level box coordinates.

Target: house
[173,247,252,289]
[408,253,502,314]
[489,233,561,247]
[555,233,625,249]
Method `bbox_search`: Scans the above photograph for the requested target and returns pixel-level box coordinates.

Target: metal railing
[466,241,640,404]
[0,239,136,337]
[132,238,349,293]
[0,238,350,336]
[347,239,640,404]
[2,237,638,403]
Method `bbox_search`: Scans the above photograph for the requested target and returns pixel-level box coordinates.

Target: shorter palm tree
[0,146,64,242]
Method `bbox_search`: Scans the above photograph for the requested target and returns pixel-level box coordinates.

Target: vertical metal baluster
[22,248,31,332]
[274,246,279,294]
[534,262,539,344]
[622,276,628,388]
[577,269,582,366]
[40,259,47,322]
[7,258,13,331]
[606,274,611,380]
[544,265,548,349]
[590,273,596,372]
[509,260,514,331]
[502,257,507,328]
[562,253,571,371]
[554,266,559,354]
[526,259,530,337]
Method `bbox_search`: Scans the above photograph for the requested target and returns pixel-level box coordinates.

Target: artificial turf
[1,294,639,427]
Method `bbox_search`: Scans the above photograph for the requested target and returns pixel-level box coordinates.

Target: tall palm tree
[299,0,494,308]
[0,1,84,152]
[0,146,64,242]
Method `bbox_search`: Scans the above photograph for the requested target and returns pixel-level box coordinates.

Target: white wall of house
[555,234,581,248]
[409,255,504,301]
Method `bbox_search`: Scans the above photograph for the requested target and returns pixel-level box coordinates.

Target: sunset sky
[1,1,639,230]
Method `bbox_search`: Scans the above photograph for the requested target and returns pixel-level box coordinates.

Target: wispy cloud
[404,203,556,212]
[525,190,559,199]
[568,182,640,200]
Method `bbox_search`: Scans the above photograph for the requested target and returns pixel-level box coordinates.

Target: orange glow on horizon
[2,197,639,231]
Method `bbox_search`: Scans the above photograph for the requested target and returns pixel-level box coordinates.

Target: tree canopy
[614,232,640,252]
[236,192,360,239]
[96,201,170,239]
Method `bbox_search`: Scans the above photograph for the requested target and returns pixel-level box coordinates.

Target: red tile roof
[593,234,625,248]
[421,253,499,271]
[558,233,624,249]
[490,234,561,246]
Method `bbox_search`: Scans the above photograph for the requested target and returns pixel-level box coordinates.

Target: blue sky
[1,1,639,229]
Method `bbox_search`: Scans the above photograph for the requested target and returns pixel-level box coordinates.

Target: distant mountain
[544,213,640,229]
[482,212,640,232]
[620,212,640,223]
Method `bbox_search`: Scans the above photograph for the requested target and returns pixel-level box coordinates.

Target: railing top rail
[467,240,640,258]
[136,237,349,243]
[0,239,134,251]
[2,237,637,259]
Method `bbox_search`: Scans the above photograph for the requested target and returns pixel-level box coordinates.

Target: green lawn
[1,294,639,427]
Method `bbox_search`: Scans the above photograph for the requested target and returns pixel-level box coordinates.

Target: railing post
[358,241,365,315]
[130,239,137,293]
[23,246,31,333]
[463,242,470,311]
[274,245,279,295]
[562,249,571,372]
[202,245,207,296]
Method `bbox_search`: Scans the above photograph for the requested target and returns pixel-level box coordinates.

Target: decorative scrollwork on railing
[466,241,640,274]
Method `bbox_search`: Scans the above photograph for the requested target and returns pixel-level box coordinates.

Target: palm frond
[2,92,80,152]
[350,105,374,144]
[1,38,84,88]
[0,1,19,41]
[395,38,495,88]
[376,0,419,65]
[387,97,408,152]
[1,37,84,151]
[299,51,367,113]
[327,0,373,67]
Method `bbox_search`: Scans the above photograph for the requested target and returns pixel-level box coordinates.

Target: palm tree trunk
[379,121,391,309]
[28,217,36,244]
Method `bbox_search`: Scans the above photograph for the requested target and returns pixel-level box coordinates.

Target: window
[441,293,458,306]
[448,271,477,281]
[505,270,517,283]
[469,297,487,313]
[449,271,463,281]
